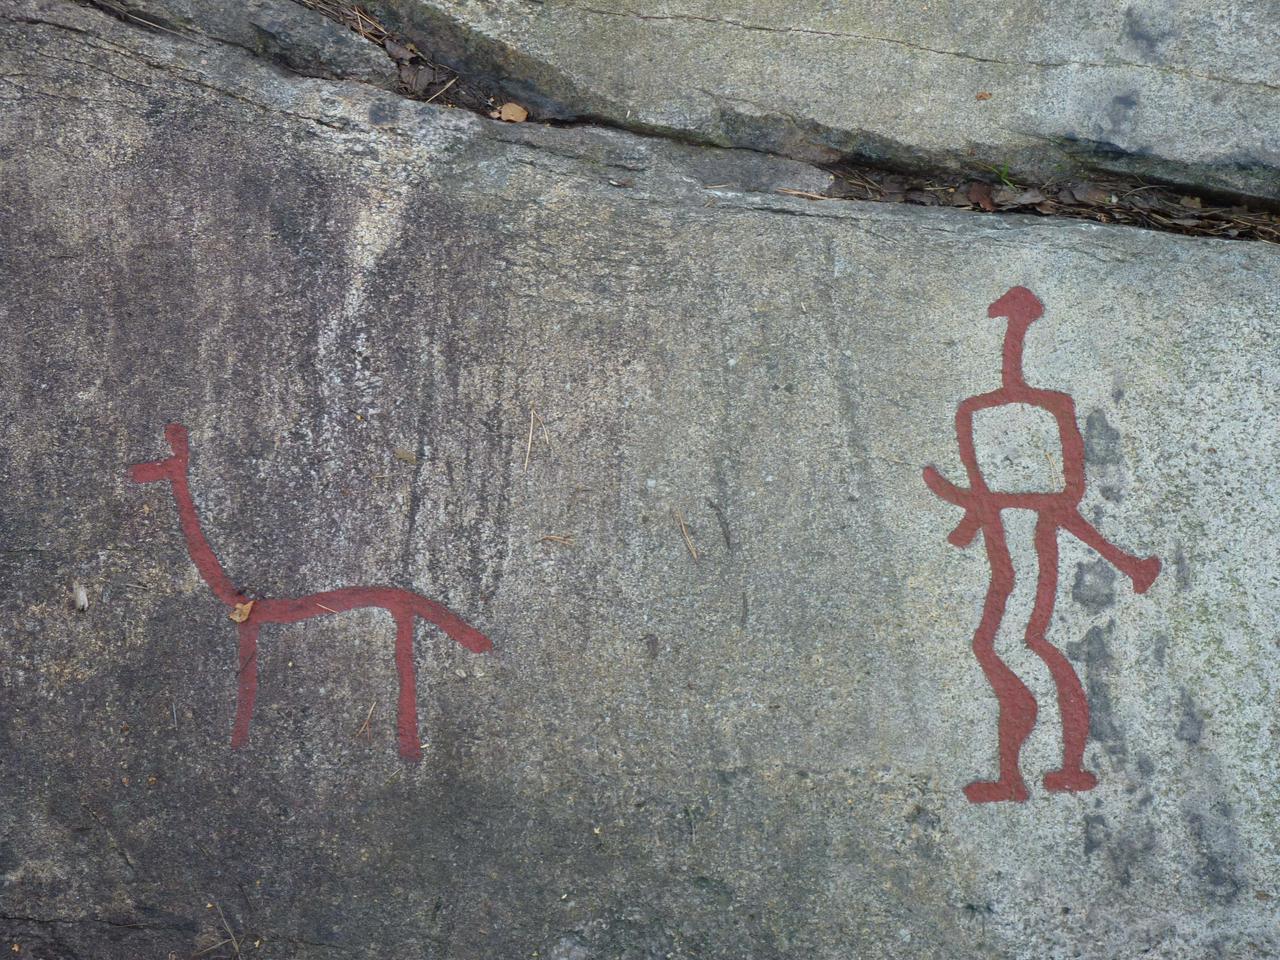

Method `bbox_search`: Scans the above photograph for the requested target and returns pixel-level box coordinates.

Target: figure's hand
[1131,556,1161,594]
[947,512,981,549]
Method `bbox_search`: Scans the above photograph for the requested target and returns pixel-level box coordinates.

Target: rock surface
[369,0,1280,200]
[2,2,1280,959]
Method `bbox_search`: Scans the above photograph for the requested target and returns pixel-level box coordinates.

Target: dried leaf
[498,102,529,123]
[384,39,416,63]
[397,63,432,95]
[967,181,996,212]
[1179,195,1202,209]
[992,185,1023,206]
[393,447,418,465]
[1069,182,1110,205]
[905,189,938,206]
[230,601,254,624]
[975,91,992,101]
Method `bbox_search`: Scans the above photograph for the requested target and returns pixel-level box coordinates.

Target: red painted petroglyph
[131,424,491,761]
[923,287,1160,803]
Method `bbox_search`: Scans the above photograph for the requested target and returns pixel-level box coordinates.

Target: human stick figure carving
[922,287,1160,803]
[130,424,492,761]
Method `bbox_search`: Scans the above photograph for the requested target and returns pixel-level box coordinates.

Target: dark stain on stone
[1176,688,1205,744]
[1083,813,1108,857]
[643,633,660,659]
[1106,822,1157,886]
[1174,543,1191,591]
[1136,753,1155,777]
[1186,805,1243,902]
[707,498,733,551]
[692,874,736,905]
[368,98,397,125]
[1105,93,1139,133]
[1084,409,1124,467]
[1153,633,1168,666]
[1067,621,1126,763]
[1072,559,1117,614]
[906,804,941,833]
[1099,484,1124,502]
[1124,7,1173,58]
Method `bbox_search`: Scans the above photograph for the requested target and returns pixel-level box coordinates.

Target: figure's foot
[1043,768,1097,793]
[964,778,1029,804]
[1131,556,1161,594]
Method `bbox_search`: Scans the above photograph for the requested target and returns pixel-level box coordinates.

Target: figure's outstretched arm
[922,466,981,548]
[1062,511,1160,593]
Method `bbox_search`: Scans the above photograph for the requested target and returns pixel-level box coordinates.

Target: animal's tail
[130,423,190,483]
[409,595,492,653]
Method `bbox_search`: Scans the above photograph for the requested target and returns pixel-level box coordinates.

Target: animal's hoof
[963,778,1029,804]
[1043,769,1097,793]
[1132,556,1161,593]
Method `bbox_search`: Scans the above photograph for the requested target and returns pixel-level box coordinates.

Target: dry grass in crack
[820,164,1280,244]
[354,699,377,741]
[295,0,500,113]
[673,510,698,562]
[523,407,554,472]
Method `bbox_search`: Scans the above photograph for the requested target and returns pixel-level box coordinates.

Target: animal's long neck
[1001,319,1030,390]
[168,465,244,606]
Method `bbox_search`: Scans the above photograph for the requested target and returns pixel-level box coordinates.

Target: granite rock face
[369,0,1280,200]
[2,2,1280,959]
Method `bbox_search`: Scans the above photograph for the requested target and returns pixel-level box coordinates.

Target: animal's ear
[164,423,190,457]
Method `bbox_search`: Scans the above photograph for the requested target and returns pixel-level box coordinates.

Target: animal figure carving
[923,287,1160,802]
[130,423,491,761]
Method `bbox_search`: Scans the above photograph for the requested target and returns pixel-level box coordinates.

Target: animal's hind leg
[231,621,260,749]
[393,613,423,762]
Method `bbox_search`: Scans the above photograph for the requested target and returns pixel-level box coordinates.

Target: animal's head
[987,286,1044,327]
[130,423,190,484]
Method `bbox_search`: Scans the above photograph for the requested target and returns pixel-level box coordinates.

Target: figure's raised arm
[1061,511,1160,592]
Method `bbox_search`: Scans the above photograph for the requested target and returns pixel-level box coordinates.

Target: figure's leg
[964,521,1035,803]
[1025,518,1097,793]
[1061,511,1160,592]
[393,614,424,762]
[231,621,260,749]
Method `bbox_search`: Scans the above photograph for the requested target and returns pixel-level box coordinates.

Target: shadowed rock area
[364,0,1280,200]
[2,2,1280,958]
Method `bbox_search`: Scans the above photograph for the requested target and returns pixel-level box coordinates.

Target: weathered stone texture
[1,2,1279,958]
[369,0,1280,199]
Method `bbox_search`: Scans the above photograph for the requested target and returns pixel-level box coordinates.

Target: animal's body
[131,423,491,761]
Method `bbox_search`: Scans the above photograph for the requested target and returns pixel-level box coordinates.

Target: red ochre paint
[923,287,1160,803]
[131,424,491,762]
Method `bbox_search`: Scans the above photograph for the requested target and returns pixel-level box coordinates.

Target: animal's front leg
[393,614,423,762]
[231,621,260,749]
